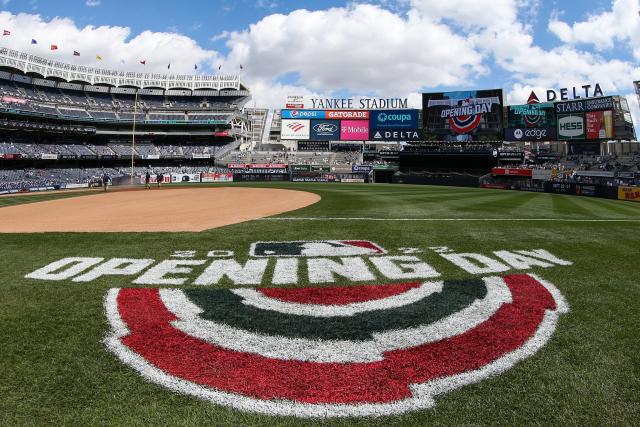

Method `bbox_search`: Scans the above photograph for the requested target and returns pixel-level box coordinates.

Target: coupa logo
[102,239,570,418]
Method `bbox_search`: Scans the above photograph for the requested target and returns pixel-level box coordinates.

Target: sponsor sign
[491,168,533,177]
[371,129,422,141]
[1,95,27,104]
[170,173,201,183]
[281,119,311,140]
[281,110,326,119]
[341,178,366,183]
[504,127,556,141]
[370,110,419,129]
[250,164,287,169]
[422,89,503,142]
[618,186,640,202]
[532,169,554,181]
[545,83,604,102]
[227,163,246,169]
[41,153,58,160]
[310,120,340,141]
[555,96,614,114]
[201,173,234,183]
[192,154,211,159]
[557,114,585,140]
[340,120,370,141]
[285,95,304,109]
[585,110,614,140]
[352,164,373,173]
[326,110,370,120]
[311,98,408,109]
[291,165,311,172]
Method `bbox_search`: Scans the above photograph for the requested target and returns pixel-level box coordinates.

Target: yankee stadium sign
[26,240,571,418]
[311,98,408,109]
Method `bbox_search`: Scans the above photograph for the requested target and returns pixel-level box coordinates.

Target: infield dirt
[0,187,320,232]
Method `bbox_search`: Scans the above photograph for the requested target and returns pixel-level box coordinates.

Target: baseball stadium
[1,3,640,425]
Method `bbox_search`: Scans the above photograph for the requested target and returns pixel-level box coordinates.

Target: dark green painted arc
[184,279,487,341]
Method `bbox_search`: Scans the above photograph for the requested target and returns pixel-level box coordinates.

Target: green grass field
[1,183,639,426]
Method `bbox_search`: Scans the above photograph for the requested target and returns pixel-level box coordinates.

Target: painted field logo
[250,240,386,257]
[104,271,569,417]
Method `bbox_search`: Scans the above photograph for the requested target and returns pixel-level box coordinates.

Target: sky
[0,0,639,126]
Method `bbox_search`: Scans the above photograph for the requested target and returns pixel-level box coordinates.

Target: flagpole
[131,90,138,185]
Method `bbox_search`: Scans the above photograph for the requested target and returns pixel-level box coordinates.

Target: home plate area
[104,273,568,418]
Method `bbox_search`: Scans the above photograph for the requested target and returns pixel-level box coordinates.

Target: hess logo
[559,116,584,137]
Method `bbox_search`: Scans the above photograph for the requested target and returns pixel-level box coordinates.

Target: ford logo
[313,123,338,133]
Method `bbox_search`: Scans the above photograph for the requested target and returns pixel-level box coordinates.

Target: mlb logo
[249,240,386,257]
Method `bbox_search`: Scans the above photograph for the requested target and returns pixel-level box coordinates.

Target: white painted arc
[158,276,510,363]
[103,274,569,418]
[231,280,444,317]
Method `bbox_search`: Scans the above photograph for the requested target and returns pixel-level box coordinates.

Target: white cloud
[222,4,485,94]
[86,0,101,6]
[548,0,640,58]
[0,12,221,74]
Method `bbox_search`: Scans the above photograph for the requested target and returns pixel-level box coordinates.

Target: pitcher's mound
[0,187,320,233]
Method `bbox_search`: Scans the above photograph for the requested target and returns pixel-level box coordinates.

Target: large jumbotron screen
[422,89,504,142]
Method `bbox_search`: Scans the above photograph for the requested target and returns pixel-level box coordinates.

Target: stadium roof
[0,47,248,92]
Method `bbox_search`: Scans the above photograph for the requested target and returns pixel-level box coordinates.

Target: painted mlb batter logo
[103,240,570,418]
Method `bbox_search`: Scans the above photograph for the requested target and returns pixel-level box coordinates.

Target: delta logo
[26,240,572,418]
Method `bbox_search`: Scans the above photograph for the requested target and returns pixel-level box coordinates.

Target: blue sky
[0,0,638,115]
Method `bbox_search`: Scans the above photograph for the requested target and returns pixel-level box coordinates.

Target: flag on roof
[2,30,10,36]
[73,51,80,56]
[239,64,243,70]
[96,55,103,60]
[31,39,37,44]
[140,60,146,65]
[195,64,198,70]
[167,63,170,70]
[50,44,58,51]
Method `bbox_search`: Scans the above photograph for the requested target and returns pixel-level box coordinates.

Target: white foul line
[259,217,640,223]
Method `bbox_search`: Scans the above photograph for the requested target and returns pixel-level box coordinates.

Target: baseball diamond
[1,1,640,425]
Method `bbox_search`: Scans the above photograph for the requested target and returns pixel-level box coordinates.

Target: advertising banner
[291,165,311,172]
[171,173,201,183]
[370,129,422,141]
[311,165,330,172]
[141,175,172,184]
[201,173,234,183]
[618,186,640,202]
[422,89,503,142]
[285,95,304,109]
[585,110,614,140]
[557,114,585,140]
[281,119,311,140]
[249,164,287,169]
[192,153,211,159]
[370,109,419,129]
[40,153,58,160]
[504,127,557,141]
[341,178,366,183]
[281,110,326,119]
[532,169,554,181]
[340,120,370,141]
[555,96,614,114]
[352,164,373,173]
[310,119,340,140]
[326,110,370,120]
[491,168,533,177]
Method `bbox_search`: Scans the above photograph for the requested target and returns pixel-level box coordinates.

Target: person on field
[145,170,151,189]
[156,171,163,188]
[102,172,110,192]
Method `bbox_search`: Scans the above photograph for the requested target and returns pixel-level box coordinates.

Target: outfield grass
[1,183,639,426]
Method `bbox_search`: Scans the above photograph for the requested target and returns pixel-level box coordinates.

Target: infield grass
[1,183,639,426]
